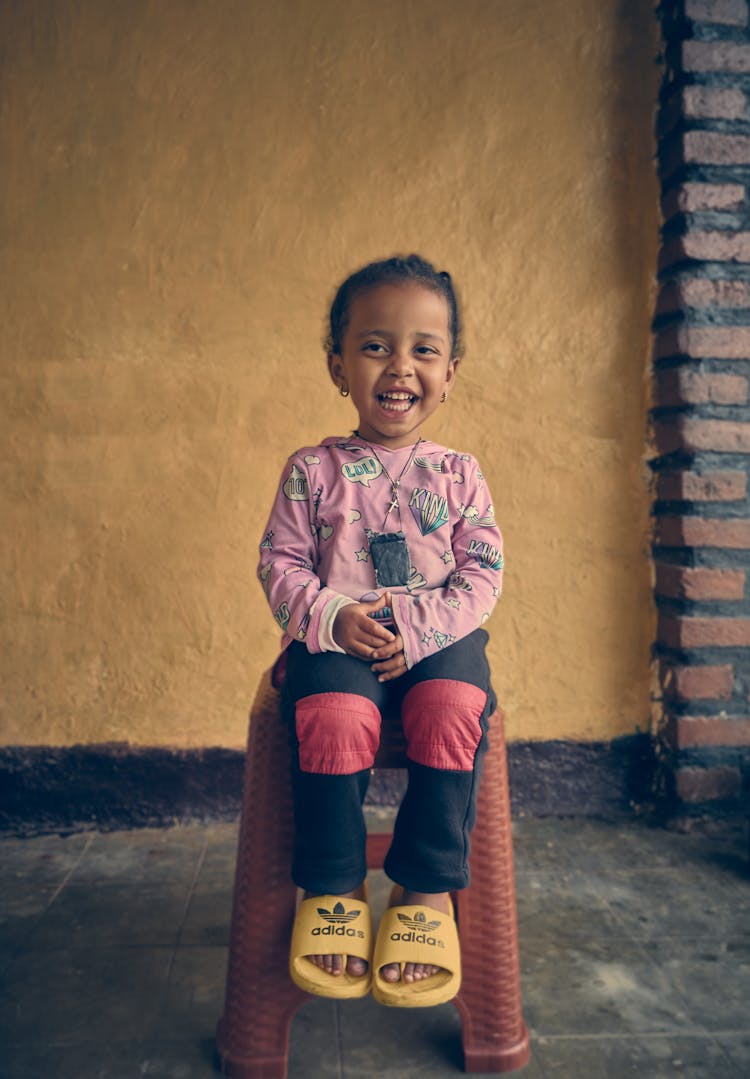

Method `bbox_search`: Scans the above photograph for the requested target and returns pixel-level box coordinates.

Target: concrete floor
[1,814,749,1078]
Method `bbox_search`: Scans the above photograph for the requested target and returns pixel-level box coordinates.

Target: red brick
[685,0,749,26]
[661,183,746,221]
[667,232,750,272]
[655,369,748,406]
[675,765,742,802]
[670,614,750,647]
[693,232,750,262]
[656,278,750,315]
[656,516,750,549]
[676,716,750,747]
[654,418,750,455]
[684,278,749,309]
[655,563,746,600]
[690,279,750,306]
[683,41,750,74]
[683,417,750,452]
[655,325,750,360]
[686,130,750,165]
[668,664,734,700]
[656,470,746,502]
[659,232,750,273]
[687,181,743,211]
[683,86,747,120]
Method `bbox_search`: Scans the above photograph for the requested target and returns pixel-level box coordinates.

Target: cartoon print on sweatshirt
[466,538,504,571]
[421,627,457,650]
[409,487,449,535]
[414,455,446,472]
[283,464,308,501]
[459,503,497,528]
[257,436,504,669]
[341,456,383,488]
[275,601,290,629]
[406,567,427,593]
[448,571,473,591]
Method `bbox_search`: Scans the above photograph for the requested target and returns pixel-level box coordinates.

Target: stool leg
[216,673,306,1079]
[454,711,530,1073]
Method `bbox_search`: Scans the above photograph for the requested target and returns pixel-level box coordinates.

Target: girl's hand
[370,592,406,681]
[371,632,406,682]
[333,595,396,658]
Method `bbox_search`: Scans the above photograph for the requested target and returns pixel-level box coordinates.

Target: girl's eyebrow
[356,329,446,341]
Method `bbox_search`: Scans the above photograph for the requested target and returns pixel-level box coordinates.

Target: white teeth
[378,391,416,413]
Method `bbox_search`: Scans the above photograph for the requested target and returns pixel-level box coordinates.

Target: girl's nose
[386,349,414,377]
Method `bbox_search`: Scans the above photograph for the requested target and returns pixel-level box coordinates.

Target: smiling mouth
[377,391,417,413]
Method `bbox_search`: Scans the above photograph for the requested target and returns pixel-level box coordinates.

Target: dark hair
[325,253,463,359]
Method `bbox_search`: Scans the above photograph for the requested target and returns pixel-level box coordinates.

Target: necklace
[354,432,423,530]
[352,432,422,588]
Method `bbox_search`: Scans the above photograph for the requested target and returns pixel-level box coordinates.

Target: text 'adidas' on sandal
[289,894,373,999]
[372,888,461,1008]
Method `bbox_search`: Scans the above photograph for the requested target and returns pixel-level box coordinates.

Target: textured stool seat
[216,659,530,1077]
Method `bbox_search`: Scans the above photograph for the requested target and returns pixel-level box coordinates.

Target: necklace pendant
[385,482,400,517]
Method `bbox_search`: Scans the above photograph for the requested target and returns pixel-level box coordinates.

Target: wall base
[0,735,673,836]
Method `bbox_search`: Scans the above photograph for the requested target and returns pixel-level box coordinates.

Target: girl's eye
[415,346,438,356]
[363,342,386,354]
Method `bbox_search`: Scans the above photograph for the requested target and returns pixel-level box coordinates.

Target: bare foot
[303,888,368,978]
[380,890,451,984]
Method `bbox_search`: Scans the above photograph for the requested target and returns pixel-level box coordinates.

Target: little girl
[257,254,503,1007]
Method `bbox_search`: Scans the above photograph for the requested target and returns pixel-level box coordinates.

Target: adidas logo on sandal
[390,910,445,948]
[312,901,365,939]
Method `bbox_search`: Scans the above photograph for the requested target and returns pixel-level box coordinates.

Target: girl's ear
[327,351,344,388]
[446,357,460,389]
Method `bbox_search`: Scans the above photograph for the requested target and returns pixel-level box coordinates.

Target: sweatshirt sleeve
[257,454,352,653]
[390,456,504,668]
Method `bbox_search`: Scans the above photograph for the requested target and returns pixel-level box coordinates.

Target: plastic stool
[216,660,530,1077]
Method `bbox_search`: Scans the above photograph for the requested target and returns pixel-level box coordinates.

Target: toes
[404,962,442,982]
[306,953,345,976]
[347,956,368,977]
[380,961,401,983]
[325,953,344,976]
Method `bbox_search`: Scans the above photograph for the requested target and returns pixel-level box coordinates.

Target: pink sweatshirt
[258,434,503,669]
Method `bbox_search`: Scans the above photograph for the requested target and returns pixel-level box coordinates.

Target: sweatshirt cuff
[390,593,418,669]
[307,591,358,653]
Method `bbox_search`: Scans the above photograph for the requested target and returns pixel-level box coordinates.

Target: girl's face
[328,281,458,449]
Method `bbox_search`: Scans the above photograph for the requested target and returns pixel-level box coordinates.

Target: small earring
[339,385,350,398]
[440,391,448,403]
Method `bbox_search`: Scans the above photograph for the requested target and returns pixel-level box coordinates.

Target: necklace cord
[353,432,423,530]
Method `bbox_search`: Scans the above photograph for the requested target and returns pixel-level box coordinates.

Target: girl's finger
[371,633,403,660]
[371,653,406,679]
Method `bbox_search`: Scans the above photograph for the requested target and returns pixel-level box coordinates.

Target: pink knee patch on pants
[295,692,381,774]
[402,680,486,771]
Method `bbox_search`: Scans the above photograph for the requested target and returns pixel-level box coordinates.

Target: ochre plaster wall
[0,0,659,749]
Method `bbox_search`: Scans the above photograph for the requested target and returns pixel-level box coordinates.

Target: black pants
[281,629,495,894]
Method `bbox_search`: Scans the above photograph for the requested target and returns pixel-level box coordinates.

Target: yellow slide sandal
[289,894,372,999]
[372,889,461,1007]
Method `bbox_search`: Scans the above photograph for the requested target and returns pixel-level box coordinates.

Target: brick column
[654,0,750,810]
